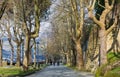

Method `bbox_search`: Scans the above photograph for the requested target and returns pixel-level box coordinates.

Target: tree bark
[23,35,30,71]
[0,0,7,19]
[99,29,107,65]
[8,39,14,66]
[10,49,14,66]
[76,39,84,69]
[66,52,71,66]
[72,49,77,66]
[16,45,21,67]
[87,0,117,66]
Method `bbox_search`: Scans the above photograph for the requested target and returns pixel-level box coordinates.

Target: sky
[37,0,59,43]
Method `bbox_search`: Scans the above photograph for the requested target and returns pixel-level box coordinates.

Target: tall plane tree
[21,0,51,71]
[0,0,8,67]
[70,0,84,69]
[87,0,118,65]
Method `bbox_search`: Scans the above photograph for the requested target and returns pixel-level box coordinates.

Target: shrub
[104,71,120,77]
[95,65,107,77]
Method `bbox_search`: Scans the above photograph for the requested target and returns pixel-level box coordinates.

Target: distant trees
[51,0,87,69]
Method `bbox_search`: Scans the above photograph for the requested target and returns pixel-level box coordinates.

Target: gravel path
[26,65,94,77]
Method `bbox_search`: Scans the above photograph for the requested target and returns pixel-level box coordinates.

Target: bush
[95,65,106,77]
[107,52,120,63]
[104,71,120,77]
[95,52,120,77]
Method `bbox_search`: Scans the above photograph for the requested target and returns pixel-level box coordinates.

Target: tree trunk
[23,35,30,71]
[99,29,107,65]
[72,49,77,66]
[10,49,14,66]
[0,40,2,67]
[66,52,71,66]
[33,43,36,68]
[8,38,14,66]
[76,39,84,70]
[16,45,21,67]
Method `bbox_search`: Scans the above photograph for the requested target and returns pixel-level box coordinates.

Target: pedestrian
[57,60,59,66]
[53,61,55,66]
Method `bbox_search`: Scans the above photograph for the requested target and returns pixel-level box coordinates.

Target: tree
[0,0,8,67]
[21,0,51,71]
[87,0,118,65]
[0,27,4,67]
[70,0,84,69]
[0,0,7,19]
[12,0,23,67]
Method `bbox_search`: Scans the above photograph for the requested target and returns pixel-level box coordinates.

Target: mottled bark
[10,49,14,66]
[22,0,41,71]
[70,0,84,70]
[66,52,71,66]
[8,39,14,66]
[87,0,118,65]
[0,0,7,19]
[23,35,30,71]
[99,29,107,65]
[76,39,84,69]
[16,45,21,67]
[72,49,77,66]
[0,0,7,67]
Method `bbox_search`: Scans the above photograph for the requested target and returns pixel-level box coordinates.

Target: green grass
[112,66,120,72]
[107,52,120,63]
[104,66,120,77]
[0,64,47,77]
[0,67,36,77]
[95,52,120,77]
[95,65,120,77]
[95,66,120,77]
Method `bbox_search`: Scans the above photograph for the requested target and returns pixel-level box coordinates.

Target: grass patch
[0,64,47,77]
[95,64,107,77]
[0,67,37,77]
[95,52,120,77]
[112,66,120,72]
[65,64,90,72]
[95,64,120,77]
[107,52,120,63]
[104,67,120,77]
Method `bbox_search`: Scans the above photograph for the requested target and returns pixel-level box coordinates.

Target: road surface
[26,65,94,77]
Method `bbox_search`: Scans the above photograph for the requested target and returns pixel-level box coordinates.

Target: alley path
[26,65,94,77]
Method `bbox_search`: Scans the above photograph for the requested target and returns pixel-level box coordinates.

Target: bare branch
[98,0,105,9]
[0,0,7,19]
[106,16,118,35]
[87,0,105,28]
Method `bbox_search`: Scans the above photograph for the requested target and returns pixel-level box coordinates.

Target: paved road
[26,65,94,77]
